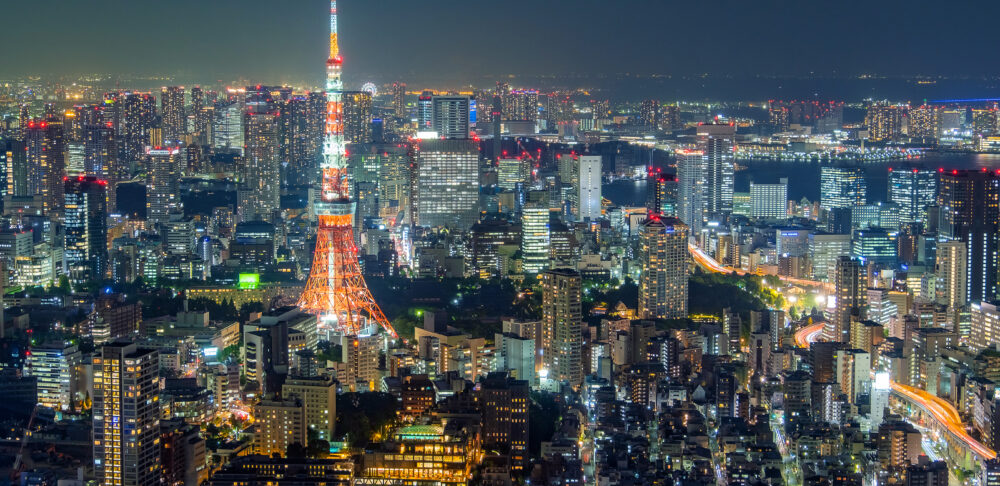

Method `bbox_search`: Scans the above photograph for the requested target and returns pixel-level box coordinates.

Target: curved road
[792,321,996,460]
[691,244,998,461]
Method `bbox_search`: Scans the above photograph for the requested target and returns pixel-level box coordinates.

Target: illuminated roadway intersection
[688,243,996,461]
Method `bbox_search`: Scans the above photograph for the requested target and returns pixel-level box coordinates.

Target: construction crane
[10,404,39,481]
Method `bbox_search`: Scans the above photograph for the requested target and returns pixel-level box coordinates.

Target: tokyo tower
[298,0,397,338]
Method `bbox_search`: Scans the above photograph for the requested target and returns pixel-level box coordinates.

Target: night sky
[4,0,1000,86]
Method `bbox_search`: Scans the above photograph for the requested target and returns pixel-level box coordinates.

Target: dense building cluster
[7,3,1000,486]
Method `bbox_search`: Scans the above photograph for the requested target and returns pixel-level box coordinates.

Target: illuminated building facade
[521,203,550,275]
[541,268,582,386]
[828,256,867,343]
[160,86,186,141]
[253,399,306,457]
[577,155,602,221]
[935,241,968,310]
[497,157,529,191]
[973,108,998,136]
[281,376,337,443]
[697,123,735,216]
[358,421,481,486]
[64,176,108,283]
[676,149,706,232]
[25,118,66,214]
[414,139,479,229]
[479,372,529,472]
[145,147,182,225]
[638,216,689,320]
[639,99,659,127]
[26,342,81,411]
[820,166,867,211]
[888,167,937,223]
[93,342,161,486]
[391,82,406,118]
[647,171,677,217]
[432,96,470,139]
[865,103,905,142]
[749,179,788,219]
[240,111,281,222]
[908,105,940,140]
[343,90,373,144]
[938,169,1000,303]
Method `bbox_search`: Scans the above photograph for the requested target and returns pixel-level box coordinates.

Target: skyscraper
[25,118,67,214]
[697,123,735,215]
[646,171,677,217]
[820,166,867,211]
[342,90,373,144]
[577,155,602,221]
[938,169,1000,303]
[414,139,479,229]
[639,99,659,127]
[888,168,937,223]
[3,138,27,198]
[93,342,161,486]
[116,92,157,165]
[431,96,471,139]
[638,216,689,319]
[417,91,433,131]
[828,256,867,343]
[542,268,582,387]
[676,149,706,232]
[212,101,244,154]
[391,82,406,118]
[145,147,182,225]
[935,240,968,310]
[521,203,550,275]
[26,342,82,411]
[160,86,186,141]
[64,176,108,283]
[497,157,530,191]
[240,111,281,222]
[866,103,905,142]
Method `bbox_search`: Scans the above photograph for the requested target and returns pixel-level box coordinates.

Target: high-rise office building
[646,172,677,217]
[82,119,120,209]
[809,233,853,282]
[827,256,867,343]
[577,155,601,221]
[342,90,373,144]
[26,342,82,411]
[541,268,582,387]
[240,112,281,222]
[521,203,550,275]
[160,86,185,141]
[697,124,735,215]
[64,176,108,283]
[749,178,788,219]
[391,82,406,118]
[888,168,937,223]
[497,157,530,191]
[431,96,470,139]
[93,342,161,486]
[676,149,706,232]
[638,216,689,319]
[417,91,433,131]
[414,139,479,229]
[4,138,27,199]
[25,118,67,214]
[935,241,968,310]
[212,101,244,154]
[146,147,182,225]
[820,166,867,211]
[938,170,1000,303]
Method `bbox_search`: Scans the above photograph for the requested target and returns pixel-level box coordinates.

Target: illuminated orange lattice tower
[298,0,397,338]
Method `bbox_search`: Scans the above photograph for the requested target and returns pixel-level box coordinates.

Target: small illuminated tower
[298,0,396,337]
